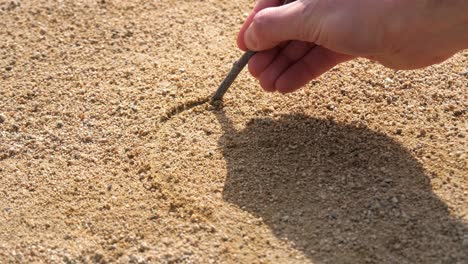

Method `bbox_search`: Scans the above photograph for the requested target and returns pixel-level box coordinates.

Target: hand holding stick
[211,0,296,102]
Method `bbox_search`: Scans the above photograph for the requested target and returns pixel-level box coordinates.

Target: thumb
[244,1,320,51]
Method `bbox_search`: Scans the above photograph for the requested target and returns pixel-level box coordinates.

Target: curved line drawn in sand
[159,97,211,123]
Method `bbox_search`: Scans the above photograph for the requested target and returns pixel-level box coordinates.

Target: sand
[0,0,467,263]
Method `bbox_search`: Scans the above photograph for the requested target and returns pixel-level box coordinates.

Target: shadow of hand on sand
[215,110,466,263]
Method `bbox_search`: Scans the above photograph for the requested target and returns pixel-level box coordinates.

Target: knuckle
[298,1,321,41]
[252,10,274,37]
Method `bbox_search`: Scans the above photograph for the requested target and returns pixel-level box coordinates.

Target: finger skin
[238,0,468,93]
[237,0,282,51]
[276,47,353,93]
[248,47,281,78]
[238,1,352,93]
[244,1,312,51]
[257,41,314,92]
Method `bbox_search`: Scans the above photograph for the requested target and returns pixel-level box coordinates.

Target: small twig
[211,50,256,101]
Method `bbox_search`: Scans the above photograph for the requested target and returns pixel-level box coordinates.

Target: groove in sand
[159,96,214,123]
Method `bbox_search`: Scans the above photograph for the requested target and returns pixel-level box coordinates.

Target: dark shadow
[215,109,467,263]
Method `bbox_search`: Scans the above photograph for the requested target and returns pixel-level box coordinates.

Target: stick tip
[209,97,224,109]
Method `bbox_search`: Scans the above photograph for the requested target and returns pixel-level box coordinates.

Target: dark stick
[211,50,255,101]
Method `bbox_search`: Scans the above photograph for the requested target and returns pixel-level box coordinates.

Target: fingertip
[275,48,354,93]
[246,2,310,52]
[244,25,259,51]
[248,60,259,78]
[237,10,256,51]
[259,74,276,92]
[237,33,248,51]
[275,77,302,94]
[237,0,281,52]
[248,48,281,78]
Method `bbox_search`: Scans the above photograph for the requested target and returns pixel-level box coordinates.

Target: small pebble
[401,81,412,89]
[128,254,147,264]
[139,241,149,252]
[10,124,19,132]
[463,234,468,246]
[386,97,392,104]
[0,114,6,123]
[418,129,426,137]
[31,52,41,60]
[327,212,338,220]
[56,121,64,128]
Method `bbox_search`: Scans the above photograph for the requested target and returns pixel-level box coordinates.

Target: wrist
[378,0,467,69]
[390,0,468,52]
[426,0,468,51]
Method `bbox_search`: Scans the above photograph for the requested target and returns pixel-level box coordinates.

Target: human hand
[238,0,468,93]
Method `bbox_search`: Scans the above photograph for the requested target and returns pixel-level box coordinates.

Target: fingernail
[244,25,258,51]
